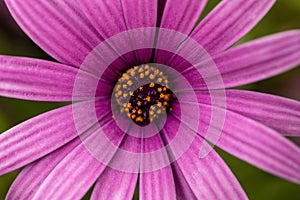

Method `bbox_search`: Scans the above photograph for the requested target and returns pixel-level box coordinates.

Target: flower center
[113,65,176,126]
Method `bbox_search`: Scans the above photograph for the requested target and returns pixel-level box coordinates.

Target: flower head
[0,0,300,199]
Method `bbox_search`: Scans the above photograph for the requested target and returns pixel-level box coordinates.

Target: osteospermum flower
[0,0,300,199]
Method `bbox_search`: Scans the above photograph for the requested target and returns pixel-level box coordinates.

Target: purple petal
[180,30,300,90]
[31,142,105,200]
[163,115,247,199]
[76,0,139,66]
[0,56,86,101]
[6,137,82,200]
[171,162,197,200]
[219,110,300,184]
[213,30,300,88]
[103,134,141,174]
[121,0,157,64]
[153,0,207,65]
[197,104,300,184]
[0,105,77,176]
[140,135,176,199]
[160,0,207,34]
[140,167,176,200]
[26,113,121,199]
[197,90,300,136]
[76,0,126,41]
[191,0,275,54]
[121,0,157,28]
[161,118,197,199]
[5,0,102,66]
[30,115,134,200]
[91,169,138,200]
[0,101,109,176]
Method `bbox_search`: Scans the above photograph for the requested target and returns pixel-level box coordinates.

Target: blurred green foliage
[0,0,299,199]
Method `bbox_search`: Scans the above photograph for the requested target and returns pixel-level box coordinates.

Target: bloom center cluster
[113,65,175,126]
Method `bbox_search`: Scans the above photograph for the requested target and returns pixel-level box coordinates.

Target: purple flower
[0,0,300,199]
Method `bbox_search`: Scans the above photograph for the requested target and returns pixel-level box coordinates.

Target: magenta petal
[6,137,82,200]
[177,98,300,183]
[171,162,197,199]
[121,0,157,64]
[0,100,108,176]
[5,0,102,67]
[28,116,123,200]
[160,0,207,34]
[76,0,138,65]
[181,30,300,89]
[30,116,132,200]
[121,0,157,28]
[192,89,300,136]
[0,105,78,175]
[197,104,300,184]
[172,137,247,199]
[161,114,247,199]
[140,135,176,199]
[76,0,126,40]
[140,167,176,200]
[197,90,300,136]
[31,143,105,200]
[0,56,82,101]
[191,0,275,54]
[214,30,300,88]
[91,169,138,200]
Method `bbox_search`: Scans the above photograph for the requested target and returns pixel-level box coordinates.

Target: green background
[0,0,299,199]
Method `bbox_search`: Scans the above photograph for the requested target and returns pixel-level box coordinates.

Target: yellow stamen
[149,74,155,80]
[145,96,151,102]
[135,116,143,122]
[149,82,155,87]
[127,80,133,86]
[123,74,129,80]
[131,114,136,119]
[130,70,135,76]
